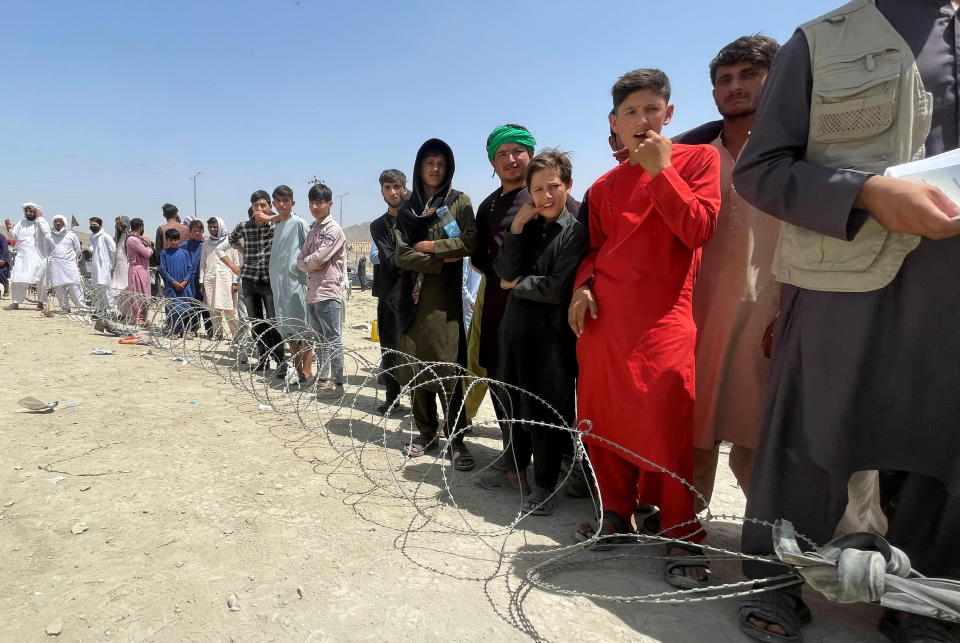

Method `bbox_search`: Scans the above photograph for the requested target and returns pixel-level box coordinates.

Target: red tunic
[575,144,721,476]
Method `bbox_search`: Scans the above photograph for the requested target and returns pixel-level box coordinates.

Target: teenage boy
[494,149,588,515]
[297,182,347,399]
[217,190,284,372]
[570,69,720,588]
[183,219,207,336]
[257,185,313,382]
[369,169,408,414]
[159,228,195,339]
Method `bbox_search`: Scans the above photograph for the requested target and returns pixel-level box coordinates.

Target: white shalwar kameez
[9,210,51,305]
[89,228,117,315]
[45,215,84,312]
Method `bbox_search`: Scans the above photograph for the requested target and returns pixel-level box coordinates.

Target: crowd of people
[5,5,960,639]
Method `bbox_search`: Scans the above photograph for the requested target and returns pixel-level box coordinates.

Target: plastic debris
[90,349,114,355]
[171,356,188,364]
[71,522,88,535]
[257,404,273,411]
[65,402,80,409]
[18,397,58,412]
[226,594,240,611]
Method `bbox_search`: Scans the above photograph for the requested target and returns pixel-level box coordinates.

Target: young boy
[569,69,720,587]
[183,219,207,336]
[493,149,588,515]
[296,182,346,399]
[159,228,195,339]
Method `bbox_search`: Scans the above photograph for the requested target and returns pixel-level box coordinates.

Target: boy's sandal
[663,542,711,589]
[402,434,438,458]
[448,443,475,471]
[738,586,811,643]
[878,611,959,643]
[521,488,559,516]
[575,509,638,551]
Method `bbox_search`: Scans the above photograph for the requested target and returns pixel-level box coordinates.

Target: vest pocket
[810,49,900,144]
[780,218,887,273]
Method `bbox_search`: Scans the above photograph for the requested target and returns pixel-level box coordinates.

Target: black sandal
[402,433,438,458]
[574,509,638,551]
[663,542,711,589]
[738,585,811,642]
[448,442,474,471]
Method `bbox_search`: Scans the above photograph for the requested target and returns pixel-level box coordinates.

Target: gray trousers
[309,299,344,384]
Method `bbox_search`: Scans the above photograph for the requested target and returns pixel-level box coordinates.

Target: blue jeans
[309,299,344,384]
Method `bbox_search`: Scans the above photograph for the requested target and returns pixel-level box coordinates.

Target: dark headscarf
[397,138,457,244]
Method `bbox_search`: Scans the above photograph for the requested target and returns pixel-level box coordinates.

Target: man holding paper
[733,1,960,640]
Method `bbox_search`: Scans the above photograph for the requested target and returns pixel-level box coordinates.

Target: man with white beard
[88,216,118,328]
[5,203,50,311]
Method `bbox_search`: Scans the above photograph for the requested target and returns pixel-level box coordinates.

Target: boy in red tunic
[570,68,720,588]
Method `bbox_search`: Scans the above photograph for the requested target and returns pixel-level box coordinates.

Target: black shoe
[275,362,290,380]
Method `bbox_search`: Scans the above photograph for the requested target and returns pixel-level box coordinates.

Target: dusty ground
[0,289,887,642]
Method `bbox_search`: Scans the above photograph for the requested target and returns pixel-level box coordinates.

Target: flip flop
[663,542,711,589]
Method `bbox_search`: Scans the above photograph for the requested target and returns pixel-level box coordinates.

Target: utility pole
[336,192,349,226]
[190,171,202,219]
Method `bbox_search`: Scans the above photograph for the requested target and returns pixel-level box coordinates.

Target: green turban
[486,125,536,161]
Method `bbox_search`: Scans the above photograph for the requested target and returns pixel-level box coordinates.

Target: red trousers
[590,443,703,543]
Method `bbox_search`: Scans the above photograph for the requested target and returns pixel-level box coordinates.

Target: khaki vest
[773,0,932,292]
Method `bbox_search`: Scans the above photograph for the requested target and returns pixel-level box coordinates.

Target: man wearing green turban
[485,125,537,163]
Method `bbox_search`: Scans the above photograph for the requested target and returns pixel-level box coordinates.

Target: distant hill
[343,221,372,243]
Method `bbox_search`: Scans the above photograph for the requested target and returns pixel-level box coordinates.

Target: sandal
[448,442,475,471]
[522,487,559,516]
[879,611,959,643]
[575,509,638,551]
[475,470,529,494]
[738,585,811,642]
[402,433,438,458]
[663,542,711,589]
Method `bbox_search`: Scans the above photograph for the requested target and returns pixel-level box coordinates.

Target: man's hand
[0,259,5,266]
[568,284,598,337]
[500,277,519,290]
[172,281,183,292]
[510,203,539,234]
[856,175,960,240]
[413,240,436,254]
[229,262,241,276]
[628,129,672,177]
[253,211,276,225]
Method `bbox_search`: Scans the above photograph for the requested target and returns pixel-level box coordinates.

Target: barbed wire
[33,279,817,636]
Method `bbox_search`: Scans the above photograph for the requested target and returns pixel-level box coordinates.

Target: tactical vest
[774,0,932,292]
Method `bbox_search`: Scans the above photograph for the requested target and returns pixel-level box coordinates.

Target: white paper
[885,150,960,220]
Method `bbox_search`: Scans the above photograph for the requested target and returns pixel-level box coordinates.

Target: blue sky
[4,0,841,232]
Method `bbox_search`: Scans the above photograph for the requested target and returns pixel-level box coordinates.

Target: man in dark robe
[733,2,960,640]
[369,169,408,415]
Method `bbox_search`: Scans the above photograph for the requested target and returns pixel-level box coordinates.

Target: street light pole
[190,171,202,219]
[336,192,350,226]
